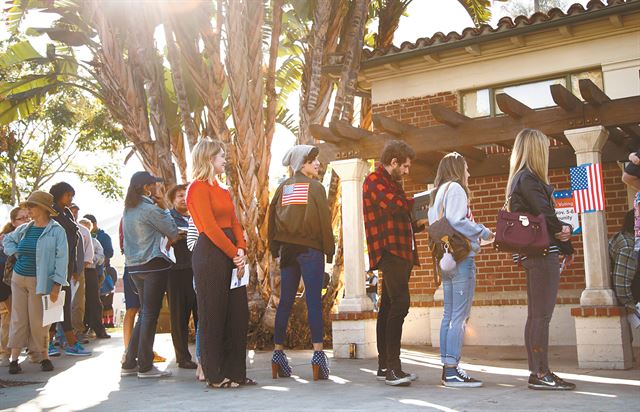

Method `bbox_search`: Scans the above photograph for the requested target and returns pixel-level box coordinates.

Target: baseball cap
[130,171,164,187]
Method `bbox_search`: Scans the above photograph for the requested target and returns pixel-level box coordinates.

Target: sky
[0,0,589,266]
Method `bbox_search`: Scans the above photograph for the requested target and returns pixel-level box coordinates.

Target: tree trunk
[297,0,350,144]
[224,0,265,329]
[331,0,369,123]
[257,0,284,303]
[360,0,410,130]
[164,21,199,150]
[82,1,176,186]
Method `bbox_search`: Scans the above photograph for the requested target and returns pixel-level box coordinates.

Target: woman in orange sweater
[186,139,254,389]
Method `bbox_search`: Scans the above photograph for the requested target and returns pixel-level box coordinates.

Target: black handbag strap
[503,170,526,211]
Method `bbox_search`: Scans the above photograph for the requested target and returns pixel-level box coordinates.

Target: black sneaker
[178,360,198,369]
[9,360,22,374]
[41,359,54,372]
[398,370,418,381]
[528,372,575,390]
[385,369,411,386]
[442,366,483,388]
[376,368,387,381]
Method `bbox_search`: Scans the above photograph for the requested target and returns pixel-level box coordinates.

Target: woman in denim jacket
[3,191,69,374]
[120,171,178,379]
[428,153,494,388]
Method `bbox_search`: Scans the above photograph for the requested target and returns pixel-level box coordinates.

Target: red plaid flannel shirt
[363,166,418,270]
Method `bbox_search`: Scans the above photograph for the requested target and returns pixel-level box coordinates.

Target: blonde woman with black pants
[187,139,254,389]
[506,128,575,391]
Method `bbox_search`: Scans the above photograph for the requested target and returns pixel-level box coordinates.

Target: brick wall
[372,92,457,128]
[372,93,630,306]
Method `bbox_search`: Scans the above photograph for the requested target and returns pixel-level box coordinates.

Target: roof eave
[361,0,640,70]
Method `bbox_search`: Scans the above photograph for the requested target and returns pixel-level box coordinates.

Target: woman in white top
[428,152,494,388]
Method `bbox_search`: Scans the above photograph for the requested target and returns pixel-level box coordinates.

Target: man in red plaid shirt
[363,140,420,387]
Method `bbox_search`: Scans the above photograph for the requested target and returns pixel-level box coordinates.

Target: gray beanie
[282,145,318,172]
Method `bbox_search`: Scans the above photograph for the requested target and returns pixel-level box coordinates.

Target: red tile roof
[362,0,636,66]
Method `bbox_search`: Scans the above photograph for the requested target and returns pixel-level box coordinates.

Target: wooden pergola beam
[317,94,640,161]
[430,104,470,127]
[310,124,343,143]
[465,142,627,180]
[579,79,640,138]
[372,113,414,136]
[495,93,534,118]
[551,84,582,112]
[329,120,371,141]
[456,146,486,162]
[578,78,609,106]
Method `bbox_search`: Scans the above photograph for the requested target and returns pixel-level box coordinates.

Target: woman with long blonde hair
[428,152,493,387]
[506,128,575,390]
[186,138,255,388]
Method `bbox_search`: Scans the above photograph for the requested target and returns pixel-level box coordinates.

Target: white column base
[338,296,374,313]
[332,318,378,359]
[574,312,633,369]
[580,288,618,306]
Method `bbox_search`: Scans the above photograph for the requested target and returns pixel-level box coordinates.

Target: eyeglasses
[14,216,29,222]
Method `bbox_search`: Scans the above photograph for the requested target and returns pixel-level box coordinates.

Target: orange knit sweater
[186,179,246,259]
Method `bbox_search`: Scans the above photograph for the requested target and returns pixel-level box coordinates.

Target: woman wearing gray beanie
[268,145,335,381]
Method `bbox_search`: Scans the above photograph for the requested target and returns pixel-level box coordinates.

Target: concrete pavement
[1,332,639,411]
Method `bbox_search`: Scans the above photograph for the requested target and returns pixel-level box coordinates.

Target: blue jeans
[440,257,476,366]
[122,269,168,372]
[274,248,324,345]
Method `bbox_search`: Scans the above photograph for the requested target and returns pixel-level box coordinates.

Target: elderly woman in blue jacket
[2,191,69,374]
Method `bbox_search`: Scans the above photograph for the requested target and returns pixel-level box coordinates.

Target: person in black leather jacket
[506,129,576,391]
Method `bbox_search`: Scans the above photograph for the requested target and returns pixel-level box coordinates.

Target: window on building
[461,69,603,118]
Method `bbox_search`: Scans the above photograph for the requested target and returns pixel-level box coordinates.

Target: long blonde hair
[191,138,225,184]
[505,128,550,201]
[430,152,469,207]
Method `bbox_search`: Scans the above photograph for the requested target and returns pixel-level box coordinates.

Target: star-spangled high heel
[271,350,292,378]
[311,350,329,381]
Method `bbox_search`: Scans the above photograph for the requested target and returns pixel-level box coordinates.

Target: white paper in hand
[42,290,66,327]
[230,266,250,289]
[160,237,176,263]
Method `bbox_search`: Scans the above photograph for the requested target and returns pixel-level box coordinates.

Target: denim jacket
[2,219,70,294]
[123,196,179,267]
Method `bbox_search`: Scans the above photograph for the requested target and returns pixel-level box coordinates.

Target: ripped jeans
[440,257,476,366]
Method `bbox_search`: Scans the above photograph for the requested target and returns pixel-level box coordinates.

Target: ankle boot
[271,350,292,378]
[311,350,329,381]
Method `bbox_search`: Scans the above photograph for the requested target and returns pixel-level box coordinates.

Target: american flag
[570,163,605,213]
[281,183,310,206]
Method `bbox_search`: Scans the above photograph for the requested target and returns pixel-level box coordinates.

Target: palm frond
[457,0,491,27]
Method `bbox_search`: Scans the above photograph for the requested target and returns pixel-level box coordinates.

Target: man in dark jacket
[363,140,418,387]
[167,184,197,369]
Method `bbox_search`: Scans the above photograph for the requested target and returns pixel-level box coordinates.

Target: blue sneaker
[65,342,92,357]
[48,342,61,357]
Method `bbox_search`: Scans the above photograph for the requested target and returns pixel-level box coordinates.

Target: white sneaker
[138,366,172,379]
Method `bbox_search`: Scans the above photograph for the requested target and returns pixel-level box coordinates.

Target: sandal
[196,364,205,381]
[208,378,240,389]
[234,377,257,386]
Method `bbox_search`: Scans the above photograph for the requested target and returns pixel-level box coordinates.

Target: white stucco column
[564,126,617,306]
[330,158,374,312]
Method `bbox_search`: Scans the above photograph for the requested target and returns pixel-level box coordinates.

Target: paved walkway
[1,332,639,411]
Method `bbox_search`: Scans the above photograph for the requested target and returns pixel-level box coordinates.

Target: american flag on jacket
[363,166,418,270]
[570,163,605,213]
